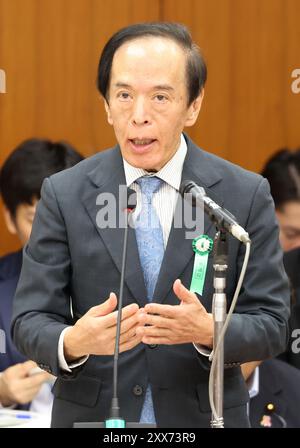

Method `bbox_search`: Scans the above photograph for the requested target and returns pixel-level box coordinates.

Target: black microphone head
[127,188,137,212]
[179,180,195,196]
[179,180,205,197]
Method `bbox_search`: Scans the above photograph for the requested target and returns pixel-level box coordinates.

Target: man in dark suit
[12,23,290,428]
[282,248,300,369]
[244,359,300,428]
[261,150,300,369]
[0,139,83,408]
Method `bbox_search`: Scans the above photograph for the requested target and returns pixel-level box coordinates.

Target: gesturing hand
[64,293,142,361]
[137,279,213,347]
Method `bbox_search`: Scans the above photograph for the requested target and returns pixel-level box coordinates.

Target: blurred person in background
[261,149,300,369]
[242,359,300,428]
[0,139,83,416]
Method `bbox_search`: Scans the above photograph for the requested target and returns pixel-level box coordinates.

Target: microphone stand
[210,230,228,429]
[105,205,132,428]
[74,190,156,429]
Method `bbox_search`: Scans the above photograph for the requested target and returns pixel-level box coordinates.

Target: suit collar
[86,145,124,188]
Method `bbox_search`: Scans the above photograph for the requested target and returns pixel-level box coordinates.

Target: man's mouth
[130,138,156,146]
[129,138,157,153]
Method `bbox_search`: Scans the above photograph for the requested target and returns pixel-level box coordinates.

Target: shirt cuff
[193,343,212,358]
[58,327,89,372]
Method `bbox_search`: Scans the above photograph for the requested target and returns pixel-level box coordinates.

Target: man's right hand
[0,360,52,407]
[63,293,142,362]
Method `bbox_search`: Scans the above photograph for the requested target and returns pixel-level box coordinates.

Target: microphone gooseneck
[180,180,251,244]
[107,189,137,428]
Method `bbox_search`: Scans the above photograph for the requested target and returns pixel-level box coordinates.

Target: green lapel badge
[190,235,214,295]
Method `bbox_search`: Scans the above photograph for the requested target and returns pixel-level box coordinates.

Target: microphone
[180,180,251,244]
[74,189,156,427]
[106,188,137,428]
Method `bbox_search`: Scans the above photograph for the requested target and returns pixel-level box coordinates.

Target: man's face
[4,199,38,246]
[105,37,203,171]
[276,201,300,252]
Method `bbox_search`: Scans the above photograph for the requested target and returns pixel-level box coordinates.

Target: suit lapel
[153,136,224,304]
[81,146,148,307]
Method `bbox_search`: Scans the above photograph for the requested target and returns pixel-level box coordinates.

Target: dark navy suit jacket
[0,251,27,371]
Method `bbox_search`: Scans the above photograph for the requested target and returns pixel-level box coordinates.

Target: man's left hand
[136,279,213,347]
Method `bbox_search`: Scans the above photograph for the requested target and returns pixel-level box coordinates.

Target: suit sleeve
[11,177,78,378]
[224,178,290,363]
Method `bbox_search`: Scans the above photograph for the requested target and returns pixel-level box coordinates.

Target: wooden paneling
[162,0,300,169]
[1,0,300,256]
[0,0,160,256]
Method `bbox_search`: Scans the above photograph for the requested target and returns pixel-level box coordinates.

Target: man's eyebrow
[113,82,175,91]
[153,84,175,92]
[283,226,300,233]
[114,82,131,89]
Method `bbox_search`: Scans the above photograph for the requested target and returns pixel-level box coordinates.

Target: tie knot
[136,176,163,200]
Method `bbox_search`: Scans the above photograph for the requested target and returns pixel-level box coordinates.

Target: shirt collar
[123,133,187,190]
[247,367,260,399]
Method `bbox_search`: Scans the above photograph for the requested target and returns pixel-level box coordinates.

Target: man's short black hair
[0,138,83,216]
[97,22,207,106]
[261,148,300,209]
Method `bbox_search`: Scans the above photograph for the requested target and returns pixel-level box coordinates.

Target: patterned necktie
[135,176,165,424]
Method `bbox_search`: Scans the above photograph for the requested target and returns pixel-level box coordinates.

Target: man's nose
[131,97,151,126]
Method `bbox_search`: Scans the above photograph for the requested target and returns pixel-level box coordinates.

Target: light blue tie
[135,176,165,425]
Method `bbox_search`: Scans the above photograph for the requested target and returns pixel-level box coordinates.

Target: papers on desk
[0,409,51,428]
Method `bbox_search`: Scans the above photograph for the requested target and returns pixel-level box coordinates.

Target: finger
[103,303,139,329]
[119,333,143,353]
[119,324,139,345]
[13,361,37,378]
[21,372,51,389]
[143,303,177,318]
[99,317,139,346]
[87,293,118,317]
[173,279,203,305]
[22,360,38,371]
[138,312,175,329]
[119,312,140,335]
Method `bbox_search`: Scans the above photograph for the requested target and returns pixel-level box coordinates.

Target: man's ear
[3,207,17,235]
[184,89,205,128]
[104,99,113,125]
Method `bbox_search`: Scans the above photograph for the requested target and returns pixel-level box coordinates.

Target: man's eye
[155,94,167,102]
[118,92,130,100]
[286,234,298,240]
[284,230,300,240]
